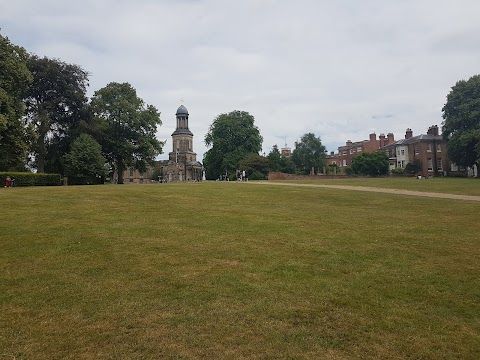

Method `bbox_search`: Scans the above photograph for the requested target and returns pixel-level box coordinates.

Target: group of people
[4,176,15,188]
[237,170,247,182]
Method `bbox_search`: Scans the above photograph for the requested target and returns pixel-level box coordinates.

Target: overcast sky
[2,0,480,159]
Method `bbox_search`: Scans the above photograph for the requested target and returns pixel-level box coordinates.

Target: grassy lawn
[279,177,480,196]
[1,182,479,359]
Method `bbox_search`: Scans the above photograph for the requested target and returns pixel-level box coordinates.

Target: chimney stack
[346,140,352,146]
[379,133,385,148]
[387,132,395,144]
[405,128,413,139]
[369,133,376,142]
[427,125,439,136]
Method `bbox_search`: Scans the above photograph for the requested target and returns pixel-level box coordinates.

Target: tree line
[202,110,328,180]
[2,30,478,182]
[1,33,162,183]
[204,71,480,179]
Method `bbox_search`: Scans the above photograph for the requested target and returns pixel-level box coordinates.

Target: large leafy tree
[0,33,32,171]
[24,55,89,173]
[442,74,480,176]
[91,82,163,184]
[350,151,389,177]
[292,133,326,174]
[203,110,262,179]
[62,133,106,180]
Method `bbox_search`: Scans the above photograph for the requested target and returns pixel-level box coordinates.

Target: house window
[401,160,405,168]
[437,158,443,171]
[436,144,441,152]
[401,149,405,155]
[332,161,336,165]
[414,144,419,154]
[397,149,400,156]
[342,151,347,156]
[350,149,354,154]
[342,159,347,167]
[427,143,432,152]
[357,147,362,152]
[129,168,134,176]
[427,158,433,171]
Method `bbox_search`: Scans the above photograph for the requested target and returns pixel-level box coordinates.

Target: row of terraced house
[326,125,477,177]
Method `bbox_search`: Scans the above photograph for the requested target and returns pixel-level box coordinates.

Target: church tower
[161,104,202,182]
[169,104,197,164]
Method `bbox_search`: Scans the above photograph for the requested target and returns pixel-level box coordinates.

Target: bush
[350,152,389,177]
[0,172,61,187]
[405,159,421,175]
[249,170,268,180]
[391,167,405,175]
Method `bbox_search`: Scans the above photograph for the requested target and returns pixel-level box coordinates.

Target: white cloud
[2,0,480,158]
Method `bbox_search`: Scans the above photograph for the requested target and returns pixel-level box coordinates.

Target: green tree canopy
[203,110,262,179]
[24,55,89,172]
[62,133,106,179]
[442,74,480,175]
[291,133,326,174]
[350,151,389,177]
[267,144,282,172]
[0,33,32,171]
[267,144,296,174]
[91,82,163,184]
[239,153,269,179]
[279,155,296,174]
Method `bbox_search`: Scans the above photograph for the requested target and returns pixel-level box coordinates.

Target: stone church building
[120,104,203,183]
[158,104,203,182]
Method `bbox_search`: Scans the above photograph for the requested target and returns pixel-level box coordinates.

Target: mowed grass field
[1,179,479,359]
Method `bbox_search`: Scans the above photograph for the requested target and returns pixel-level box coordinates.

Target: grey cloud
[1,0,480,159]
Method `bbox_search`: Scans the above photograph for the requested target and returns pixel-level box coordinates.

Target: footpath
[249,181,480,202]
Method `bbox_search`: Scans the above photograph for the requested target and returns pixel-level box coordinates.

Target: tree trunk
[36,111,48,173]
[117,159,124,184]
[37,137,45,173]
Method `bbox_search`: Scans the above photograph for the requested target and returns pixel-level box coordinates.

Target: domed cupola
[176,105,189,116]
[172,103,193,136]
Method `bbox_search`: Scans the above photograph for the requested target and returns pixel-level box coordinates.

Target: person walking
[5,176,11,188]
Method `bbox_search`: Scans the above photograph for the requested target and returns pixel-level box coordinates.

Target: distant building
[121,104,203,183]
[158,104,203,182]
[281,143,292,157]
[381,125,449,177]
[327,132,396,168]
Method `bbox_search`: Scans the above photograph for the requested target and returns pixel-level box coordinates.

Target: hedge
[0,172,61,187]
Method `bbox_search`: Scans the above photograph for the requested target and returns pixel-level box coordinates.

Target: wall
[268,172,349,180]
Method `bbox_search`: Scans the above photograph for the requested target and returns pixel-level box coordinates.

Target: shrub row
[0,172,61,187]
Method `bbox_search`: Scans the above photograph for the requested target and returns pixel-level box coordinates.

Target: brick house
[381,125,449,177]
[327,132,395,169]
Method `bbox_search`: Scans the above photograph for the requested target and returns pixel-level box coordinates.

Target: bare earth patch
[252,181,480,202]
